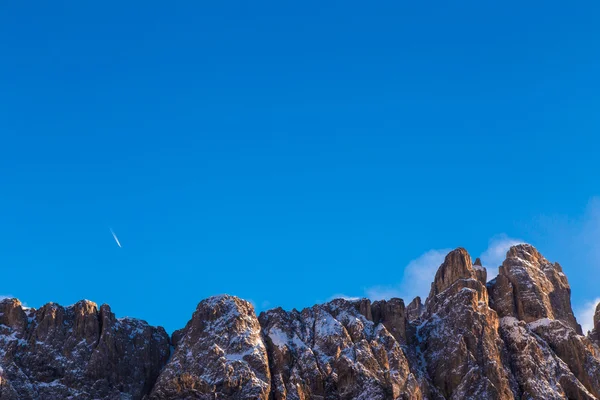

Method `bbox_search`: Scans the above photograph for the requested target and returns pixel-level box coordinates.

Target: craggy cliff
[1,244,599,399]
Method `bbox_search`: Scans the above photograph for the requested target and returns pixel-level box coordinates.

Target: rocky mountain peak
[504,242,543,262]
[0,298,170,400]
[419,247,512,399]
[149,294,271,400]
[427,247,475,300]
[1,245,599,399]
[406,296,424,322]
[490,243,582,334]
[590,303,600,346]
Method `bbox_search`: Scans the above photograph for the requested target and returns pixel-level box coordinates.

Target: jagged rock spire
[406,296,424,322]
[489,243,582,334]
[427,247,475,300]
[590,302,600,345]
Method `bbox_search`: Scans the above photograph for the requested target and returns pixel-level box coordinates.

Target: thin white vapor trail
[110,229,122,248]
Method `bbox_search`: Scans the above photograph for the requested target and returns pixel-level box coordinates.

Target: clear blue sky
[1,2,599,333]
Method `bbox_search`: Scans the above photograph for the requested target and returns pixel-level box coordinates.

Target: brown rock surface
[489,244,599,398]
[371,297,408,343]
[1,243,598,400]
[419,248,514,399]
[491,244,582,334]
[499,316,595,400]
[406,296,424,322]
[258,298,424,400]
[427,247,473,299]
[149,295,271,400]
[528,318,600,398]
[590,303,600,346]
[0,298,169,400]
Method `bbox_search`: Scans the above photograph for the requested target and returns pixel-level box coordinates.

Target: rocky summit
[1,244,599,399]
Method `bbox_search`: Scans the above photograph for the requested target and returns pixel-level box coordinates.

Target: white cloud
[576,298,600,335]
[479,234,524,281]
[261,300,271,309]
[579,197,600,267]
[359,234,523,304]
[365,248,451,302]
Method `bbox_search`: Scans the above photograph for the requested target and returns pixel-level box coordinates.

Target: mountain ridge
[1,243,599,399]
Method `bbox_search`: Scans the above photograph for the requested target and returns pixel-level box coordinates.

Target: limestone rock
[149,295,271,400]
[489,244,599,398]
[406,296,424,322]
[499,316,595,399]
[491,244,582,334]
[590,303,600,345]
[427,247,474,299]
[528,318,600,398]
[258,298,424,400]
[419,248,514,399]
[0,298,169,400]
[371,297,407,343]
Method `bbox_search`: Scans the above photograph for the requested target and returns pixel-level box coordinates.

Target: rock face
[1,244,599,399]
[0,298,169,400]
[405,297,424,322]
[419,248,513,399]
[149,295,271,400]
[258,298,423,400]
[590,303,600,346]
[488,244,600,399]
[489,244,582,334]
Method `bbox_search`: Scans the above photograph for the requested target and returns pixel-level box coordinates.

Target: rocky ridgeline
[1,244,599,399]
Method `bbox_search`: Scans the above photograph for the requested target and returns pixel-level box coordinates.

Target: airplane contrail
[110,228,122,248]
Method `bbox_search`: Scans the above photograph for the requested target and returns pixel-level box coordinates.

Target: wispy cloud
[578,197,600,268]
[358,234,522,303]
[530,197,600,332]
[576,298,600,335]
[479,234,524,281]
[366,249,451,302]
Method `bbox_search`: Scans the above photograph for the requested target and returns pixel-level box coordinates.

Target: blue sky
[1,2,599,333]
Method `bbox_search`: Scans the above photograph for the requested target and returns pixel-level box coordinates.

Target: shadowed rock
[406,296,424,322]
[0,298,169,400]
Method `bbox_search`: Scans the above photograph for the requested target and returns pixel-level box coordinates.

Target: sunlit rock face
[419,248,514,400]
[149,295,271,400]
[490,244,582,333]
[488,244,600,399]
[1,244,599,399]
[590,303,600,346]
